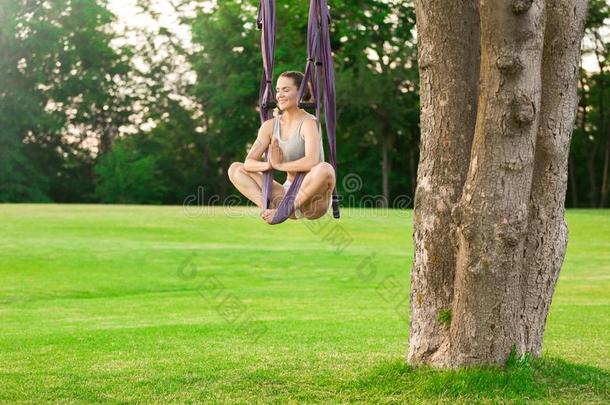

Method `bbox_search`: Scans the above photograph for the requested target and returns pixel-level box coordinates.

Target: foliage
[0,0,133,202]
[186,0,419,204]
[0,0,609,207]
[187,0,264,201]
[94,136,166,204]
[569,0,610,207]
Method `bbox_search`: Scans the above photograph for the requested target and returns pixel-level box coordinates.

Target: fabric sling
[256,0,339,224]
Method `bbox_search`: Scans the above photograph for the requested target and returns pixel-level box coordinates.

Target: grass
[0,203,608,404]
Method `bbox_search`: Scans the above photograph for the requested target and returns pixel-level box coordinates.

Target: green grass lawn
[0,204,608,404]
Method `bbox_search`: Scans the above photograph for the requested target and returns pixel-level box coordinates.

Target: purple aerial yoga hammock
[257,0,339,224]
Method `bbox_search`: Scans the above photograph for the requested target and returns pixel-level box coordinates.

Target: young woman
[228,71,335,224]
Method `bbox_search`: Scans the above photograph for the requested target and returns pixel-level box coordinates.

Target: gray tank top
[272,113,324,164]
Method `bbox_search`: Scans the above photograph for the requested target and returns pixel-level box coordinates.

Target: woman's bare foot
[260,208,298,223]
[260,208,276,224]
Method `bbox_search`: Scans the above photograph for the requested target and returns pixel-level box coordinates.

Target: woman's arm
[243,119,274,172]
[273,118,321,172]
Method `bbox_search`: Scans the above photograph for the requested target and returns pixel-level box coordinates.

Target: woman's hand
[269,138,284,170]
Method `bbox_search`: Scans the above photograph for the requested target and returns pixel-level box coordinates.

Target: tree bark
[449,0,547,366]
[409,0,587,367]
[520,0,588,356]
[409,0,480,365]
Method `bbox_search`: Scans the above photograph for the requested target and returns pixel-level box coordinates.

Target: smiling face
[275,75,299,111]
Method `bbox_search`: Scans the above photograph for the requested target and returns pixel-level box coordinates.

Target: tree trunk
[568,150,579,208]
[409,0,587,367]
[596,73,607,208]
[586,72,603,206]
[600,131,610,207]
[520,0,588,356]
[409,0,480,365]
[408,130,417,199]
[598,83,609,208]
[219,157,228,202]
[381,132,394,208]
[586,150,599,207]
[98,120,117,156]
[569,72,590,209]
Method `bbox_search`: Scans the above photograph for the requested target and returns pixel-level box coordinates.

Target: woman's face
[276,76,299,111]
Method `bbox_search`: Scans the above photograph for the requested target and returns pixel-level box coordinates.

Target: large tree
[409,0,588,367]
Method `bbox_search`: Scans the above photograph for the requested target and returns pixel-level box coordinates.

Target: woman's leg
[259,162,335,224]
[227,162,285,208]
[294,162,336,220]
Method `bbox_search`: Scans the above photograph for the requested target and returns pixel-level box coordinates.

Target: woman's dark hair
[278,71,313,102]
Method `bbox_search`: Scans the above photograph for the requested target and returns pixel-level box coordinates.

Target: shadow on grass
[344,357,610,403]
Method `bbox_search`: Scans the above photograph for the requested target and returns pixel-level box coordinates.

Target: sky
[107,0,196,48]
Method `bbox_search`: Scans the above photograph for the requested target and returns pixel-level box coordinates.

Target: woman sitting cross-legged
[227,70,335,224]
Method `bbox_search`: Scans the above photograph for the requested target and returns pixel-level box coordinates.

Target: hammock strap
[257,0,339,224]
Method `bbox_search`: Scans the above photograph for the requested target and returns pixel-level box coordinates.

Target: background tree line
[0,0,608,207]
